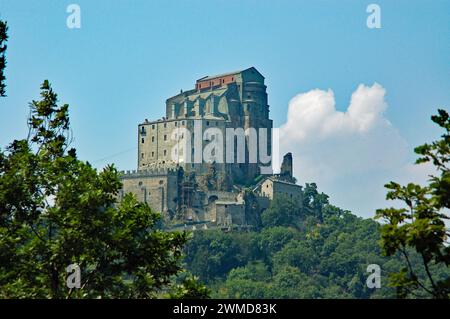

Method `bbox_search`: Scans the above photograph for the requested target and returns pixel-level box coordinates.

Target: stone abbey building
[120,67,302,230]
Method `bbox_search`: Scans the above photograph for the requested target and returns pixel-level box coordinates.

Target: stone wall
[213,201,246,226]
[259,178,302,202]
[119,168,179,217]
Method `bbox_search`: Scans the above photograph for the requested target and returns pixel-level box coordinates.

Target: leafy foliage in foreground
[376,109,450,299]
[0,81,208,298]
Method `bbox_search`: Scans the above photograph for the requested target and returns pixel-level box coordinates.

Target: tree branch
[400,246,434,296]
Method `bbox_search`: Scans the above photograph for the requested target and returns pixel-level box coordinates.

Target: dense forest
[183,183,449,298]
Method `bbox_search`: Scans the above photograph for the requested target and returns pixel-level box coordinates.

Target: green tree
[0,19,7,96]
[303,183,329,222]
[258,226,298,257]
[167,273,211,299]
[261,195,301,228]
[272,239,319,274]
[222,262,270,298]
[184,230,241,283]
[0,80,207,298]
[270,266,321,298]
[376,109,450,299]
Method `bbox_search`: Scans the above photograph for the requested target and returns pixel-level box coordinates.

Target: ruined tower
[280,152,295,183]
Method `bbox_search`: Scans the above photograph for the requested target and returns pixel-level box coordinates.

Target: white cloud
[279,83,434,217]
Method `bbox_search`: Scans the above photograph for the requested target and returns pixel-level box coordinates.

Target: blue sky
[1,0,449,216]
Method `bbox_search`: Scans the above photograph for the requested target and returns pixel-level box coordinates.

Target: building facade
[137,67,273,184]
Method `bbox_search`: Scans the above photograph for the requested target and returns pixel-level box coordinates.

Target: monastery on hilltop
[119,67,302,230]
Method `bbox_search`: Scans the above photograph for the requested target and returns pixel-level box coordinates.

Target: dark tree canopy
[0,80,208,298]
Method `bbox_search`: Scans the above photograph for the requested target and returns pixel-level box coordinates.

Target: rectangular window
[164,123,167,128]
[163,150,167,156]
[152,136,155,142]
[151,152,154,157]
[141,153,144,158]
[141,138,145,143]
[164,135,167,141]
[152,125,155,129]
[175,122,178,127]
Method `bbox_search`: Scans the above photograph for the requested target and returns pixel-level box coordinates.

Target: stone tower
[280,152,295,183]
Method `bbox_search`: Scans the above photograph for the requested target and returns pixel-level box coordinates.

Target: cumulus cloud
[279,83,433,217]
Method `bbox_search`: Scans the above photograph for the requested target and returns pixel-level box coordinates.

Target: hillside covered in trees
[183,183,449,298]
